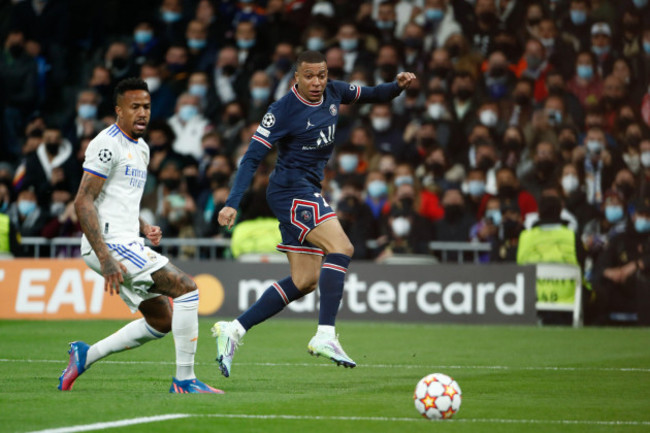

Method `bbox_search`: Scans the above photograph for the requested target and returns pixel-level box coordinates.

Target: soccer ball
[413,373,462,420]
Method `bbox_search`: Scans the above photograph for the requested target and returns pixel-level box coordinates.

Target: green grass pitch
[0,318,649,433]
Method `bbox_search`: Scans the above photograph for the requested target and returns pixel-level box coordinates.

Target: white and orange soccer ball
[413,373,462,420]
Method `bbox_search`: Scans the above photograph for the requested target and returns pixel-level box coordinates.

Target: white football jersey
[81,123,149,253]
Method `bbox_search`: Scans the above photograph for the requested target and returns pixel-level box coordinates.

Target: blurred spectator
[591,196,650,325]
[266,42,297,102]
[470,0,499,57]
[515,38,552,103]
[162,44,190,96]
[369,103,408,159]
[185,19,216,73]
[213,45,248,109]
[640,139,650,194]
[0,180,20,258]
[562,0,594,52]
[433,187,475,260]
[335,21,374,76]
[141,60,177,121]
[524,185,580,233]
[364,170,389,222]
[489,197,524,263]
[246,70,272,122]
[520,141,560,203]
[17,127,81,207]
[167,92,213,160]
[63,89,104,148]
[234,20,270,80]
[539,18,577,81]
[590,22,616,78]
[0,30,38,162]
[8,186,47,256]
[479,166,537,220]
[87,65,114,119]
[156,0,187,50]
[413,0,462,53]
[567,50,603,108]
[335,179,376,260]
[187,71,218,120]
[561,161,599,230]
[464,167,488,218]
[449,71,478,144]
[131,21,164,66]
[577,126,622,206]
[197,132,224,181]
[217,101,247,156]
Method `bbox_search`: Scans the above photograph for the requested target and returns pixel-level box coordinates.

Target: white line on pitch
[24,414,190,433]
[1,358,649,373]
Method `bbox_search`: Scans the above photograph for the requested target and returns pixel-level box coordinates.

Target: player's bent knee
[145,315,172,334]
[178,274,198,296]
[294,275,319,293]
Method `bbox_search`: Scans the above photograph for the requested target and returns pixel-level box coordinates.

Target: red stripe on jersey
[352,85,361,103]
[252,135,273,149]
[291,85,323,106]
[276,244,325,256]
[322,263,347,273]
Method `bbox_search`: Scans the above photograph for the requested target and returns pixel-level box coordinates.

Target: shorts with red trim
[267,186,336,256]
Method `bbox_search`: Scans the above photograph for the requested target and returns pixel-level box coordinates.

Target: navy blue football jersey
[226,80,402,209]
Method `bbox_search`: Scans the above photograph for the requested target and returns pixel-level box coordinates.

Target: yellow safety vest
[230,217,283,258]
[517,225,578,303]
[0,213,10,254]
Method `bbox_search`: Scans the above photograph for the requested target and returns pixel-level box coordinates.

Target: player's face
[116,90,151,138]
[295,61,327,102]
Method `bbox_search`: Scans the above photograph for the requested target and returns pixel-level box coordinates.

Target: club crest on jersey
[98,148,112,163]
[329,104,337,116]
[300,210,313,222]
[262,113,276,128]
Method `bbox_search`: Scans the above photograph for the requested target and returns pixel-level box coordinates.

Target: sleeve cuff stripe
[252,135,273,149]
[84,168,107,179]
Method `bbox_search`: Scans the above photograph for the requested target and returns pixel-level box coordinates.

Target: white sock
[317,324,335,338]
[172,289,200,381]
[85,318,166,368]
[231,320,247,341]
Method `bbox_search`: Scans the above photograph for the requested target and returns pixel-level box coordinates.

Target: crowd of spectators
[1,0,650,283]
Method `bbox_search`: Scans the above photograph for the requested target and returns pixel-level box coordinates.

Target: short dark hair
[296,50,326,69]
[114,77,149,105]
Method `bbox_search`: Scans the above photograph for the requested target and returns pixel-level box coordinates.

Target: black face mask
[618,117,635,131]
[204,147,220,157]
[405,87,420,98]
[161,178,180,190]
[275,57,293,73]
[444,204,464,222]
[478,11,498,26]
[8,43,24,59]
[403,37,423,50]
[226,114,242,126]
[184,175,199,193]
[514,93,530,106]
[446,44,460,58]
[221,64,237,76]
[477,157,495,171]
[211,172,230,185]
[548,85,564,96]
[626,135,642,148]
[616,182,635,201]
[490,66,508,79]
[498,185,518,198]
[503,139,522,151]
[536,159,555,176]
[150,144,167,153]
[379,64,398,81]
[428,161,445,177]
[502,219,521,239]
[456,88,473,101]
[560,139,577,150]
[112,56,128,70]
[431,66,450,79]
[45,142,60,155]
[400,197,415,211]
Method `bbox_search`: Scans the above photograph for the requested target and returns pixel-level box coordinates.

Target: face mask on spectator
[605,205,624,223]
[275,57,293,73]
[78,104,97,120]
[624,153,641,173]
[570,10,587,25]
[162,10,182,23]
[561,174,579,193]
[189,83,208,98]
[425,8,444,21]
[339,38,358,51]
[50,201,66,217]
[467,180,486,197]
[586,139,603,154]
[306,37,325,51]
[391,216,411,237]
[338,154,358,173]
[376,20,394,30]
[134,30,153,44]
[592,45,610,56]
[643,41,650,55]
[485,208,502,225]
[144,77,161,92]
[237,38,255,50]
[371,117,391,132]
[479,109,498,127]
[188,38,207,50]
[394,175,413,187]
[444,204,464,222]
[526,55,543,71]
[635,216,650,233]
[427,103,446,119]
[576,64,593,80]
[178,104,198,122]
[17,200,36,217]
[251,86,271,101]
[547,109,562,125]
[367,180,387,198]
[633,0,648,8]
[540,38,554,49]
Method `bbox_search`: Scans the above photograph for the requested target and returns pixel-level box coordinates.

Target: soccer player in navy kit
[212,50,415,376]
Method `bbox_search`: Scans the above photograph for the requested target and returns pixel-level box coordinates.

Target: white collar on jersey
[291,84,323,107]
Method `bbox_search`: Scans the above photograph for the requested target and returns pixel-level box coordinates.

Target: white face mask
[561,174,579,193]
[623,153,641,174]
[427,103,446,120]
[144,76,161,93]
[391,216,411,237]
[371,117,391,132]
[479,109,498,127]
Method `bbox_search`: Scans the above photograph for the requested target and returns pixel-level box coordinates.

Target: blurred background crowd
[1,0,650,291]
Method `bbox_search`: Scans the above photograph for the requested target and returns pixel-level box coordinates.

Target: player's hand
[145,225,163,246]
[396,72,416,90]
[218,206,238,230]
[100,256,127,296]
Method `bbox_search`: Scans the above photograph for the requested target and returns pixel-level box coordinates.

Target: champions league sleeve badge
[262,113,276,128]
[329,104,337,116]
[98,148,113,163]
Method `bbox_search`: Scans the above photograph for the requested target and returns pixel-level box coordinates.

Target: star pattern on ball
[441,407,456,419]
[420,394,437,411]
[422,375,436,385]
[443,384,458,399]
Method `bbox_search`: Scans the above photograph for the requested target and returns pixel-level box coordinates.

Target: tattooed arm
[74,172,126,295]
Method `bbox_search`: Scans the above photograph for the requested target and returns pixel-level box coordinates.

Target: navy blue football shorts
[266,186,336,256]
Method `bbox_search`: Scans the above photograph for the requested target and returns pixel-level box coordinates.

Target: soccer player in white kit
[58,78,222,394]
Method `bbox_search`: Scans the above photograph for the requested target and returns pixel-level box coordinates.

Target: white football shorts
[83,239,169,312]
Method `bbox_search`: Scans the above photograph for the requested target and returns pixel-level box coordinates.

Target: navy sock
[237,277,304,331]
[318,253,351,326]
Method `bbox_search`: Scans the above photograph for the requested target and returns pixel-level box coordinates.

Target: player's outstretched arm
[345,72,417,104]
[218,206,238,230]
[74,172,126,295]
[396,72,416,90]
